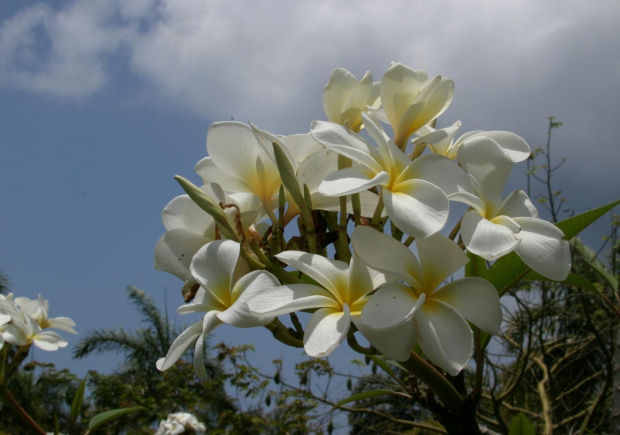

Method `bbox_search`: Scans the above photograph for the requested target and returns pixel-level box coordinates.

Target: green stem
[372,190,385,228]
[400,351,464,412]
[264,319,304,348]
[338,196,352,263]
[0,384,47,434]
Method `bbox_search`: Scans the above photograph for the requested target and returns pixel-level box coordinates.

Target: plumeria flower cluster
[0,293,77,351]
[155,63,571,378]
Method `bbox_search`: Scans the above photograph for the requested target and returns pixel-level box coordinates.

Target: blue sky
[1,0,619,386]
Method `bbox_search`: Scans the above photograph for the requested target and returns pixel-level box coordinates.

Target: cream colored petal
[190,240,240,305]
[351,225,422,287]
[416,233,469,291]
[276,251,348,300]
[304,306,350,357]
[413,299,473,376]
[461,211,519,261]
[248,283,339,316]
[432,278,502,335]
[513,217,571,280]
[384,180,449,238]
[319,167,389,196]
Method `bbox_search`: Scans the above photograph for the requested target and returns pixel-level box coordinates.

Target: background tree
[73,286,236,433]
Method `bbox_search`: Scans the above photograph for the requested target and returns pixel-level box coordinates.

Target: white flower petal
[361,283,425,331]
[218,271,278,327]
[432,278,502,335]
[319,167,389,197]
[248,284,339,316]
[304,307,350,357]
[497,190,539,218]
[154,229,212,281]
[276,251,348,298]
[461,211,519,261]
[190,240,240,297]
[397,154,473,196]
[297,148,339,192]
[384,179,449,238]
[457,136,513,204]
[195,157,254,194]
[33,331,67,351]
[355,319,415,362]
[194,311,223,378]
[156,320,204,371]
[311,121,383,173]
[479,131,530,163]
[513,217,571,280]
[416,233,469,291]
[206,122,269,182]
[413,300,473,376]
[323,68,360,124]
[351,226,422,287]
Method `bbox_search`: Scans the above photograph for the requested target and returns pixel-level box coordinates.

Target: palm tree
[0,269,9,295]
[73,286,236,432]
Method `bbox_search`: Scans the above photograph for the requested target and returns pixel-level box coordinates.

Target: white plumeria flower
[414,121,531,163]
[455,137,571,280]
[154,182,262,282]
[248,251,397,357]
[352,226,502,375]
[14,294,77,334]
[312,113,473,238]
[196,122,321,220]
[323,68,380,132]
[371,63,454,149]
[157,240,277,377]
[251,125,381,221]
[155,412,206,435]
[2,315,69,351]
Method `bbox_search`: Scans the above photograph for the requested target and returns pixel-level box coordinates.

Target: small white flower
[157,240,276,377]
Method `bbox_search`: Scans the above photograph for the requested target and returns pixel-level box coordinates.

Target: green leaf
[465,251,489,280]
[508,413,536,435]
[174,175,240,242]
[582,258,618,292]
[556,199,620,240]
[489,199,619,295]
[69,377,86,433]
[488,252,529,296]
[524,271,599,292]
[87,407,147,433]
[367,355,399,382]
[335,389,393,407]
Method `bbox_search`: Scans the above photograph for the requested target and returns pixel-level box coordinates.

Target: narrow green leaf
[87,407,147,433]
[367,355,399,382]
[524,271,599,293]
[582,258,618,292]
[69,377,86,433]
[174,175,239,242]
[508,413,536,435]
[488,252,529,296]
[556,199,619,240]
[335,389,393,407]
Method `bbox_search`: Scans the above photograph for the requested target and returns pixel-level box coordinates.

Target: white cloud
[1,0,619,201]
[0,2,134,98]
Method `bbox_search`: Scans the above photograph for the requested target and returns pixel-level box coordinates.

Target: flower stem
[400,351,464,412]
[0,384,47,434]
